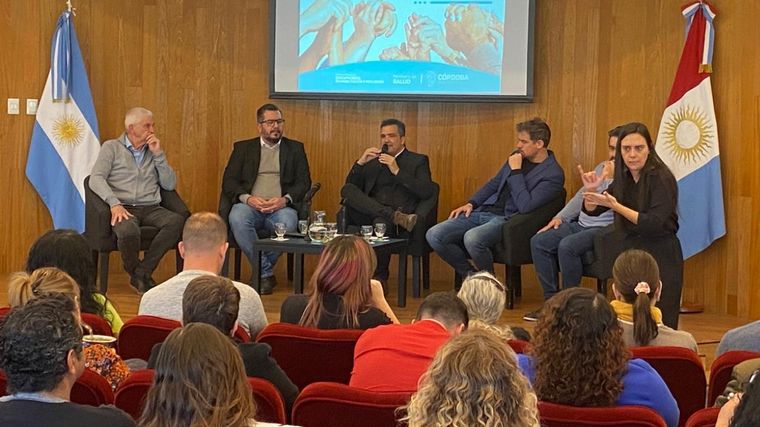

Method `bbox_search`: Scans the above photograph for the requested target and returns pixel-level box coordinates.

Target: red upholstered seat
[115,369,286,423]
[538,401,667,427]
[81,312,115,337]
[707,350,760,406]
[256,323,365,390]
[0,306,11,318]
[248,377,287,424]
[685,407,720,427]
[630,346,706,426]
[117,316,181,360]
[291,382,411,427]
[1,365,113,406]
[507,338,531,354]
[70,368,115,405]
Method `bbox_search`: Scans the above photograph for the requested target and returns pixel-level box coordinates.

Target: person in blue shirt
[516,287,679,427]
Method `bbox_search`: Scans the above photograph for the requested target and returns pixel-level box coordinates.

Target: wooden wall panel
[2,0,759,316]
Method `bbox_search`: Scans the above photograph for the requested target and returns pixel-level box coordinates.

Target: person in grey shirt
[524,126,621,321]
[138,212,268,337]
[89,107,184,293]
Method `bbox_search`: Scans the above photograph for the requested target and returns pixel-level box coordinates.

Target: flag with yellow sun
[26,9,100,233]
[655,1,725,259]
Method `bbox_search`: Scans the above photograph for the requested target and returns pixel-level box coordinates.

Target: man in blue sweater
[426,117,565,278]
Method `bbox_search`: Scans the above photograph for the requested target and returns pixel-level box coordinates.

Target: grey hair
[124,107,153,129]
[457,271,507,325]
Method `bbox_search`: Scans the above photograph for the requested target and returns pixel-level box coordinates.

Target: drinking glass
[325,222,337,241]
[361,225,373,240]
[298,220,309,235]
[374,222,387,239]
[274,222,287,239]
[312,210,326,225]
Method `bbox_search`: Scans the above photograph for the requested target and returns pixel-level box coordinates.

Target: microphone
[305,182,321,203]
[381,144,389,154]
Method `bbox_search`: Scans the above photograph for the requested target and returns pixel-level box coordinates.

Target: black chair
[580,224,615,295]
[219,183,321,282]
[455,189,567,309]
[338,182,439,299]
[83,176,190,294]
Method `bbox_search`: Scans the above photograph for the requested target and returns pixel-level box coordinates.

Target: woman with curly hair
[139,323,283,427]
[611,249,697,350]
[6,267,129,390]
[402,328,539,427]
[456,272,514,340]
[517,287,679,427]
[280,235,398,329]
[25,229,123,334]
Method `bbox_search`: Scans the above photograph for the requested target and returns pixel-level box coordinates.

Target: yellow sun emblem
[52,114,85,147]
[660,104,714,165]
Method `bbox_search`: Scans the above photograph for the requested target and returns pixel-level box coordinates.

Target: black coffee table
[250,236,411,307]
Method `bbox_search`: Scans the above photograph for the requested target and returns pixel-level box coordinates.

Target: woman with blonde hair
[6,267,129,390]
[403,328,539,427]
[611,249,697,351]
[456,272,514,340]
[139,323,283,427]
[516,287,679,427]
[280,235,398,329]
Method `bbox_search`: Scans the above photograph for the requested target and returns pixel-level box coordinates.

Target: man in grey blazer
[221,104,312,294]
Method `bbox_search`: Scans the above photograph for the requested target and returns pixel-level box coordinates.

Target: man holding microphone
[341,118,434,285]
[90,107,185,293]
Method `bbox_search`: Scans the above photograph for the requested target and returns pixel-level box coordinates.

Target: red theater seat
[538,401,667,427]
[707,350,760,406]
[292,382,411,427]
[256,323,364,390]
[630,346,706,426]
[685,407,720,427]
[117,316,181,360]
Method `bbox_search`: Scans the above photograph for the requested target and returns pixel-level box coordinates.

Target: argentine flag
[655,1,725,259]
[26,10,100,233]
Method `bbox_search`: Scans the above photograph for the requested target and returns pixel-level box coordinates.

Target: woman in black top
[280,235,398,329]
[583,122,682,329]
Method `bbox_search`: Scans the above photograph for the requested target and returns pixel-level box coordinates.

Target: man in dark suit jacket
[341,118,434,282]
[221,104,311,294]
[426,117,565,277]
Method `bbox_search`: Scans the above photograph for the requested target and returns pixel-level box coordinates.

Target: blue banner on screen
[272,0,534,100]
[299,61,500,93]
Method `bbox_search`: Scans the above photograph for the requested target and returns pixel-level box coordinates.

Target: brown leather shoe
[392,210,418,232]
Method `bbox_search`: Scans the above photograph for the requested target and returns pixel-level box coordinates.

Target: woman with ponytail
[611,249,697,351]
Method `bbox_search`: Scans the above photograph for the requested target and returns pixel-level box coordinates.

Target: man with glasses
[0,294,134,426]
[523,126,620,321]
[221,104,312,294]
[426,117,565,281]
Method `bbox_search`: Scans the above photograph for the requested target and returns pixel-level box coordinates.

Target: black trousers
[112,205,184,279]
[341,183,402,281]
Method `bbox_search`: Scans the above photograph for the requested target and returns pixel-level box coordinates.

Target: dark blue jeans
[530,221,603,300]
[426,211,506,276]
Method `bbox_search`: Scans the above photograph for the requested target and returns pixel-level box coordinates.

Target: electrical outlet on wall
[7,98,20,115]
[26,99,38,115]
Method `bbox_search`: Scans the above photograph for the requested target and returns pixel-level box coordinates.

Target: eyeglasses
[259,119,285,126]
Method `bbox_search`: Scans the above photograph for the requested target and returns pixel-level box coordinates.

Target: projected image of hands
[297,0,506,93]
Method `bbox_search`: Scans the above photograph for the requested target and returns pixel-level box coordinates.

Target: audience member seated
[280,235,398,329]
[715,359,760,407]
[7,268,129,390]
[716,368,760,427]
[402,328,539,427]
[139,323,287,427]
[0,294,134,426]
[146,275,298,413]
[25,229,123,334]
[611,249,697,351]
[349,292,468,392]
[582,122,682,329]
[456,271,515,340]
[717,322,760,357]
[517,288,679,427]
[139,212,268,336]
